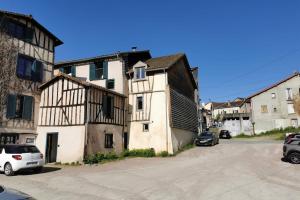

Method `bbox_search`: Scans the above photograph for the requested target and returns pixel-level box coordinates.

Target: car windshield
[200,132,212,137]
[5,145,40,154]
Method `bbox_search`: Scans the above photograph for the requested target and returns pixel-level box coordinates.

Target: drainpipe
[164,69,169,152]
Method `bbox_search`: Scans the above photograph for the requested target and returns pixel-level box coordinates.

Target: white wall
[36,126,86,163]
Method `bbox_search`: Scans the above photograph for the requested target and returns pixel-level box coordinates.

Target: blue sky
[1,0,300,103]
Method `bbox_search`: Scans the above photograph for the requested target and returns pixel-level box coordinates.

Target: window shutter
[25,28,34,43]
[89,63,96,81]
[22,96,34,120]
[6,95,16,118]
[71,66,76,77]
[103,61,108,79]
[36,61,44,82]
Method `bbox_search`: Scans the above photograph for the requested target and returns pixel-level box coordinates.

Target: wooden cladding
[170,88,198,132]
[39,76,126,127]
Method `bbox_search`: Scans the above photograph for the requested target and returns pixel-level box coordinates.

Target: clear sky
[1,0,300,103]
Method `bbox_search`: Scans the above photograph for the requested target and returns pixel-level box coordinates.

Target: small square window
[105,134,113,148]
[261,105,268,113]
[106,79,115,89]
[143,123,149,132]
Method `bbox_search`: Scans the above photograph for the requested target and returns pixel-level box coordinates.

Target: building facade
[0,10,62,145]
[250,72,300,133]
[127,54,198,154]
[36,74,126,163]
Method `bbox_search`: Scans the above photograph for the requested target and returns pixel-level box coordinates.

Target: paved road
[1,139,299,200]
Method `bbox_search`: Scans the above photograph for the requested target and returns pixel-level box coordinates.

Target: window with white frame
[143,123,149,132]
[286,88,293,100]
[134,67,146,80]
[287,103,295,114]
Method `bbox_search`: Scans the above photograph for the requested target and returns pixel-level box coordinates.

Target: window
[16,54,43,82]
[261,105,268,113]
[143,123,149,132]
[137,96,143,111]
[273,107,277,113]
[89,61,108,80]
[106,79,115,89]
[134,67,146,80]
[6,94,33,120]
[286,88,293,100]
[271,93,276,99]
[105,134,113,148]
[103,95,114,118]
[59,66,76,77]
[7,20,33,42]
[291,119,298,127]
[287,103,295,114]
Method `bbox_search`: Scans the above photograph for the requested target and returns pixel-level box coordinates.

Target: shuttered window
[7,20,33,43]
[89,61,108,80]
[16,54,43,82]
[59,66,76,77]
[6,94,33,120]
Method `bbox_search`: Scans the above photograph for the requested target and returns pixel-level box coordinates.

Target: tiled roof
[248,72,300,99]
[0,9,63,46]
[145,53,185,71]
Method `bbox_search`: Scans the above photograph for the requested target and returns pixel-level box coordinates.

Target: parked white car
[0,145,44,176]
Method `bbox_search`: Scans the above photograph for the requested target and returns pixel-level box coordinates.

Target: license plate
[27,162,38,165]
[200,141,206,143]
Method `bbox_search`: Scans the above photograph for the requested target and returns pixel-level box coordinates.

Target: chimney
[131,46,137,52]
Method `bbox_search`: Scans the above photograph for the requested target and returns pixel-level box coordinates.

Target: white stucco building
[127,53,198,154]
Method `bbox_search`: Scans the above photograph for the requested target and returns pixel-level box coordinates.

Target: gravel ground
[0,139,299,200]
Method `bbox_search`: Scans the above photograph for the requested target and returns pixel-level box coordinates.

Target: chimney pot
[132,46,137,52]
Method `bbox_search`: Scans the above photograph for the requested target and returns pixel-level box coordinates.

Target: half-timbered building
[127,53,198,154]
[0,10,62,145]
[36,73,127,163]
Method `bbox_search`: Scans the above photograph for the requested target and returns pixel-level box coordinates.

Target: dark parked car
[284,133,300,144]
[283,137,300,164]
[219,130,232,139]
[195,132,219,146]
[0,185,35,199]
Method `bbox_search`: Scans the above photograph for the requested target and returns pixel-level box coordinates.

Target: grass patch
[233,126,300,140]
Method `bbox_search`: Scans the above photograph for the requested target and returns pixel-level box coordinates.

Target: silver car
[0,185,35,200]
[283,138,300,164]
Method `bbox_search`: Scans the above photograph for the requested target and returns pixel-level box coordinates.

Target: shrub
[157,151,170,157]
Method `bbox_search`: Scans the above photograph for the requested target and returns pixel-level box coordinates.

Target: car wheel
[4,163,14,176]
[33,167,43,173]
[288,152,300,164]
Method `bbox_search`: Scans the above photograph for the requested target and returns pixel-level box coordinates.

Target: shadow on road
[15,166,61,176]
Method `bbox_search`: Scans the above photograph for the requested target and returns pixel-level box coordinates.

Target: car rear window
[200,132,212,137]
[5,146,40,154]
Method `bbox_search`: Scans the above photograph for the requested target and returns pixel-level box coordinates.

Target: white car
[0,145,44,176]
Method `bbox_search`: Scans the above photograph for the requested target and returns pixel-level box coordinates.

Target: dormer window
[135,67,146,80]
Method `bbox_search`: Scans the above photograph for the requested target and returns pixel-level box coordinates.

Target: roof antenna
[131,46,137,52]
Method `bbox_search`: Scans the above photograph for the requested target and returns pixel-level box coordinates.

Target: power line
[202,48,300,89]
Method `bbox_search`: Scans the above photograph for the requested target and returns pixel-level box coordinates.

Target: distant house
[126,53,198,154]
[205,99,252,136]
[36,73,126,163]
[0,10,62,145]
[249,72,300,133]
